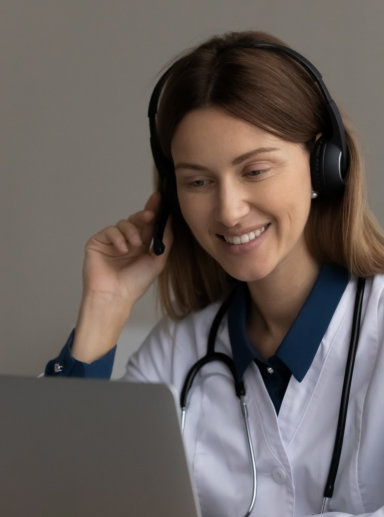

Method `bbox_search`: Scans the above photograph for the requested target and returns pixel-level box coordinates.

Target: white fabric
[123,275,384,517]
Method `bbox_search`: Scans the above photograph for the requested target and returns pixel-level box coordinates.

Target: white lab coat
[123,274,384,517]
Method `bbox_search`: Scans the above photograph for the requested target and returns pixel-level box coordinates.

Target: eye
[190,179,207,187]
[245,168,269,178]
[178,176,214,191]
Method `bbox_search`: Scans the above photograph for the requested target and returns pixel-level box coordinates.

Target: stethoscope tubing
[239,395,257,516]
[321,276,366,513]
[180,277,366,516]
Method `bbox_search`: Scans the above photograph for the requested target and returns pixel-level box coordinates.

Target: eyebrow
[174,147,279,172]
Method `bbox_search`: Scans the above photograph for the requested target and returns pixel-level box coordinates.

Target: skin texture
[172,107,320,356]
[72,106,320,362]
[72,193,173,362]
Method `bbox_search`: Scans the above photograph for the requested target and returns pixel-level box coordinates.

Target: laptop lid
[0,375,202,517]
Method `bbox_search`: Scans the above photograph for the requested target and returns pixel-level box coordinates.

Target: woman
[46,31,384,516]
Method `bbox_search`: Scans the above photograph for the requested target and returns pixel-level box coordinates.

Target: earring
[311,190,319,200]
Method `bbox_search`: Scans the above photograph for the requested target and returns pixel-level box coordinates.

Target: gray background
[1,0,383,377]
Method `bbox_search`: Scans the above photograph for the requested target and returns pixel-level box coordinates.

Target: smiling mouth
[219,225,269,245]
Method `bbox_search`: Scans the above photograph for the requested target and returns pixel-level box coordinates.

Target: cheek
[177,193,191,223]
[285,182,313,231]
[178,195,214,251]
[178,194,203,233]
[268,169,312,228]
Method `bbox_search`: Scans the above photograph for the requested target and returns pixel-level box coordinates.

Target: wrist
[72,292,132,363]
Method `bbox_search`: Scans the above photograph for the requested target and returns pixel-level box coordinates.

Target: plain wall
[1,0,383,377]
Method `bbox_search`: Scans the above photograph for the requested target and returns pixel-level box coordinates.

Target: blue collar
[227,264,349,383]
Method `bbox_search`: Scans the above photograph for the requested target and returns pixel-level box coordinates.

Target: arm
[44,329,116,378]
[45,192,172,376]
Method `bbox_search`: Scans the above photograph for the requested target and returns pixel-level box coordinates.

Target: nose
[214,179,250,228]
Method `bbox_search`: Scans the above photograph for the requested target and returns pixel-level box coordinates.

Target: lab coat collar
[227,264,349,383]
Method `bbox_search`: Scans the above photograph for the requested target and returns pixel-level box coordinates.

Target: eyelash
[181,178,213,190]
[190,179,209,187]
[245,169,269,178]
[181,167,271,190]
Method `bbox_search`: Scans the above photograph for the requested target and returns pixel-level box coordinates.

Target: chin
[219,262,274,284]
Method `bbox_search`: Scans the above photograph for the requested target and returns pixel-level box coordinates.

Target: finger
[116,219,144,247]
[126,209,158,246]
[95,225,129,254]
[144,191,162,213]
[127,193,163,245]
[127,208,156,227]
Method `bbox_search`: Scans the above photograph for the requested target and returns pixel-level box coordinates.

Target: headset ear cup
[310,136,346,196]
[310,136,327,195]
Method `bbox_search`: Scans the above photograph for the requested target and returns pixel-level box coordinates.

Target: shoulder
[341,273,384,307]
[339,273,384,325]
[363,273,384,326]
[151,299,224,353]
[123,300,224,388]
[368,272,384,297]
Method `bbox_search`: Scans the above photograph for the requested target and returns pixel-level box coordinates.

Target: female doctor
[46,31,384,516]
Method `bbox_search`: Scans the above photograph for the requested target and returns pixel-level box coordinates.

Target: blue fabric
[44,329,116,378]
[227,264,349,412]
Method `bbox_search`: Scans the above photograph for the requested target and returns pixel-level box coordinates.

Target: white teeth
[224,226,266,245]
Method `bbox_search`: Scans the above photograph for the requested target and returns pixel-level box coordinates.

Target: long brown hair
[153,31,384,319]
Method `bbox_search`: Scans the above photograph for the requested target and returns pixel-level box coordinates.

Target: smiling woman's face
[171,107,316,284]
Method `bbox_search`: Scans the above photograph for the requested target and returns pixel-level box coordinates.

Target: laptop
[0,375,202,517]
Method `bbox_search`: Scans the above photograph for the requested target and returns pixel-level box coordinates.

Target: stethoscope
[179,277,366,517]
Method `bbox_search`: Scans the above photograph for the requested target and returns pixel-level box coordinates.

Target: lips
[222,225,268,245]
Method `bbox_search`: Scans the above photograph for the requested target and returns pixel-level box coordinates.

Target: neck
[247,253,320,358]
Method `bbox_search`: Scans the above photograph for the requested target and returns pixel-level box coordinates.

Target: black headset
[148,42,350,255]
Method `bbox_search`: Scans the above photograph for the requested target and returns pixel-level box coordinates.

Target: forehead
[171,107,282,147]
[171,107,288,163]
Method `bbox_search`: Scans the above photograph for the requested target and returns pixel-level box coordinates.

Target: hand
[82,192,172,311]
[72,192,173,363]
